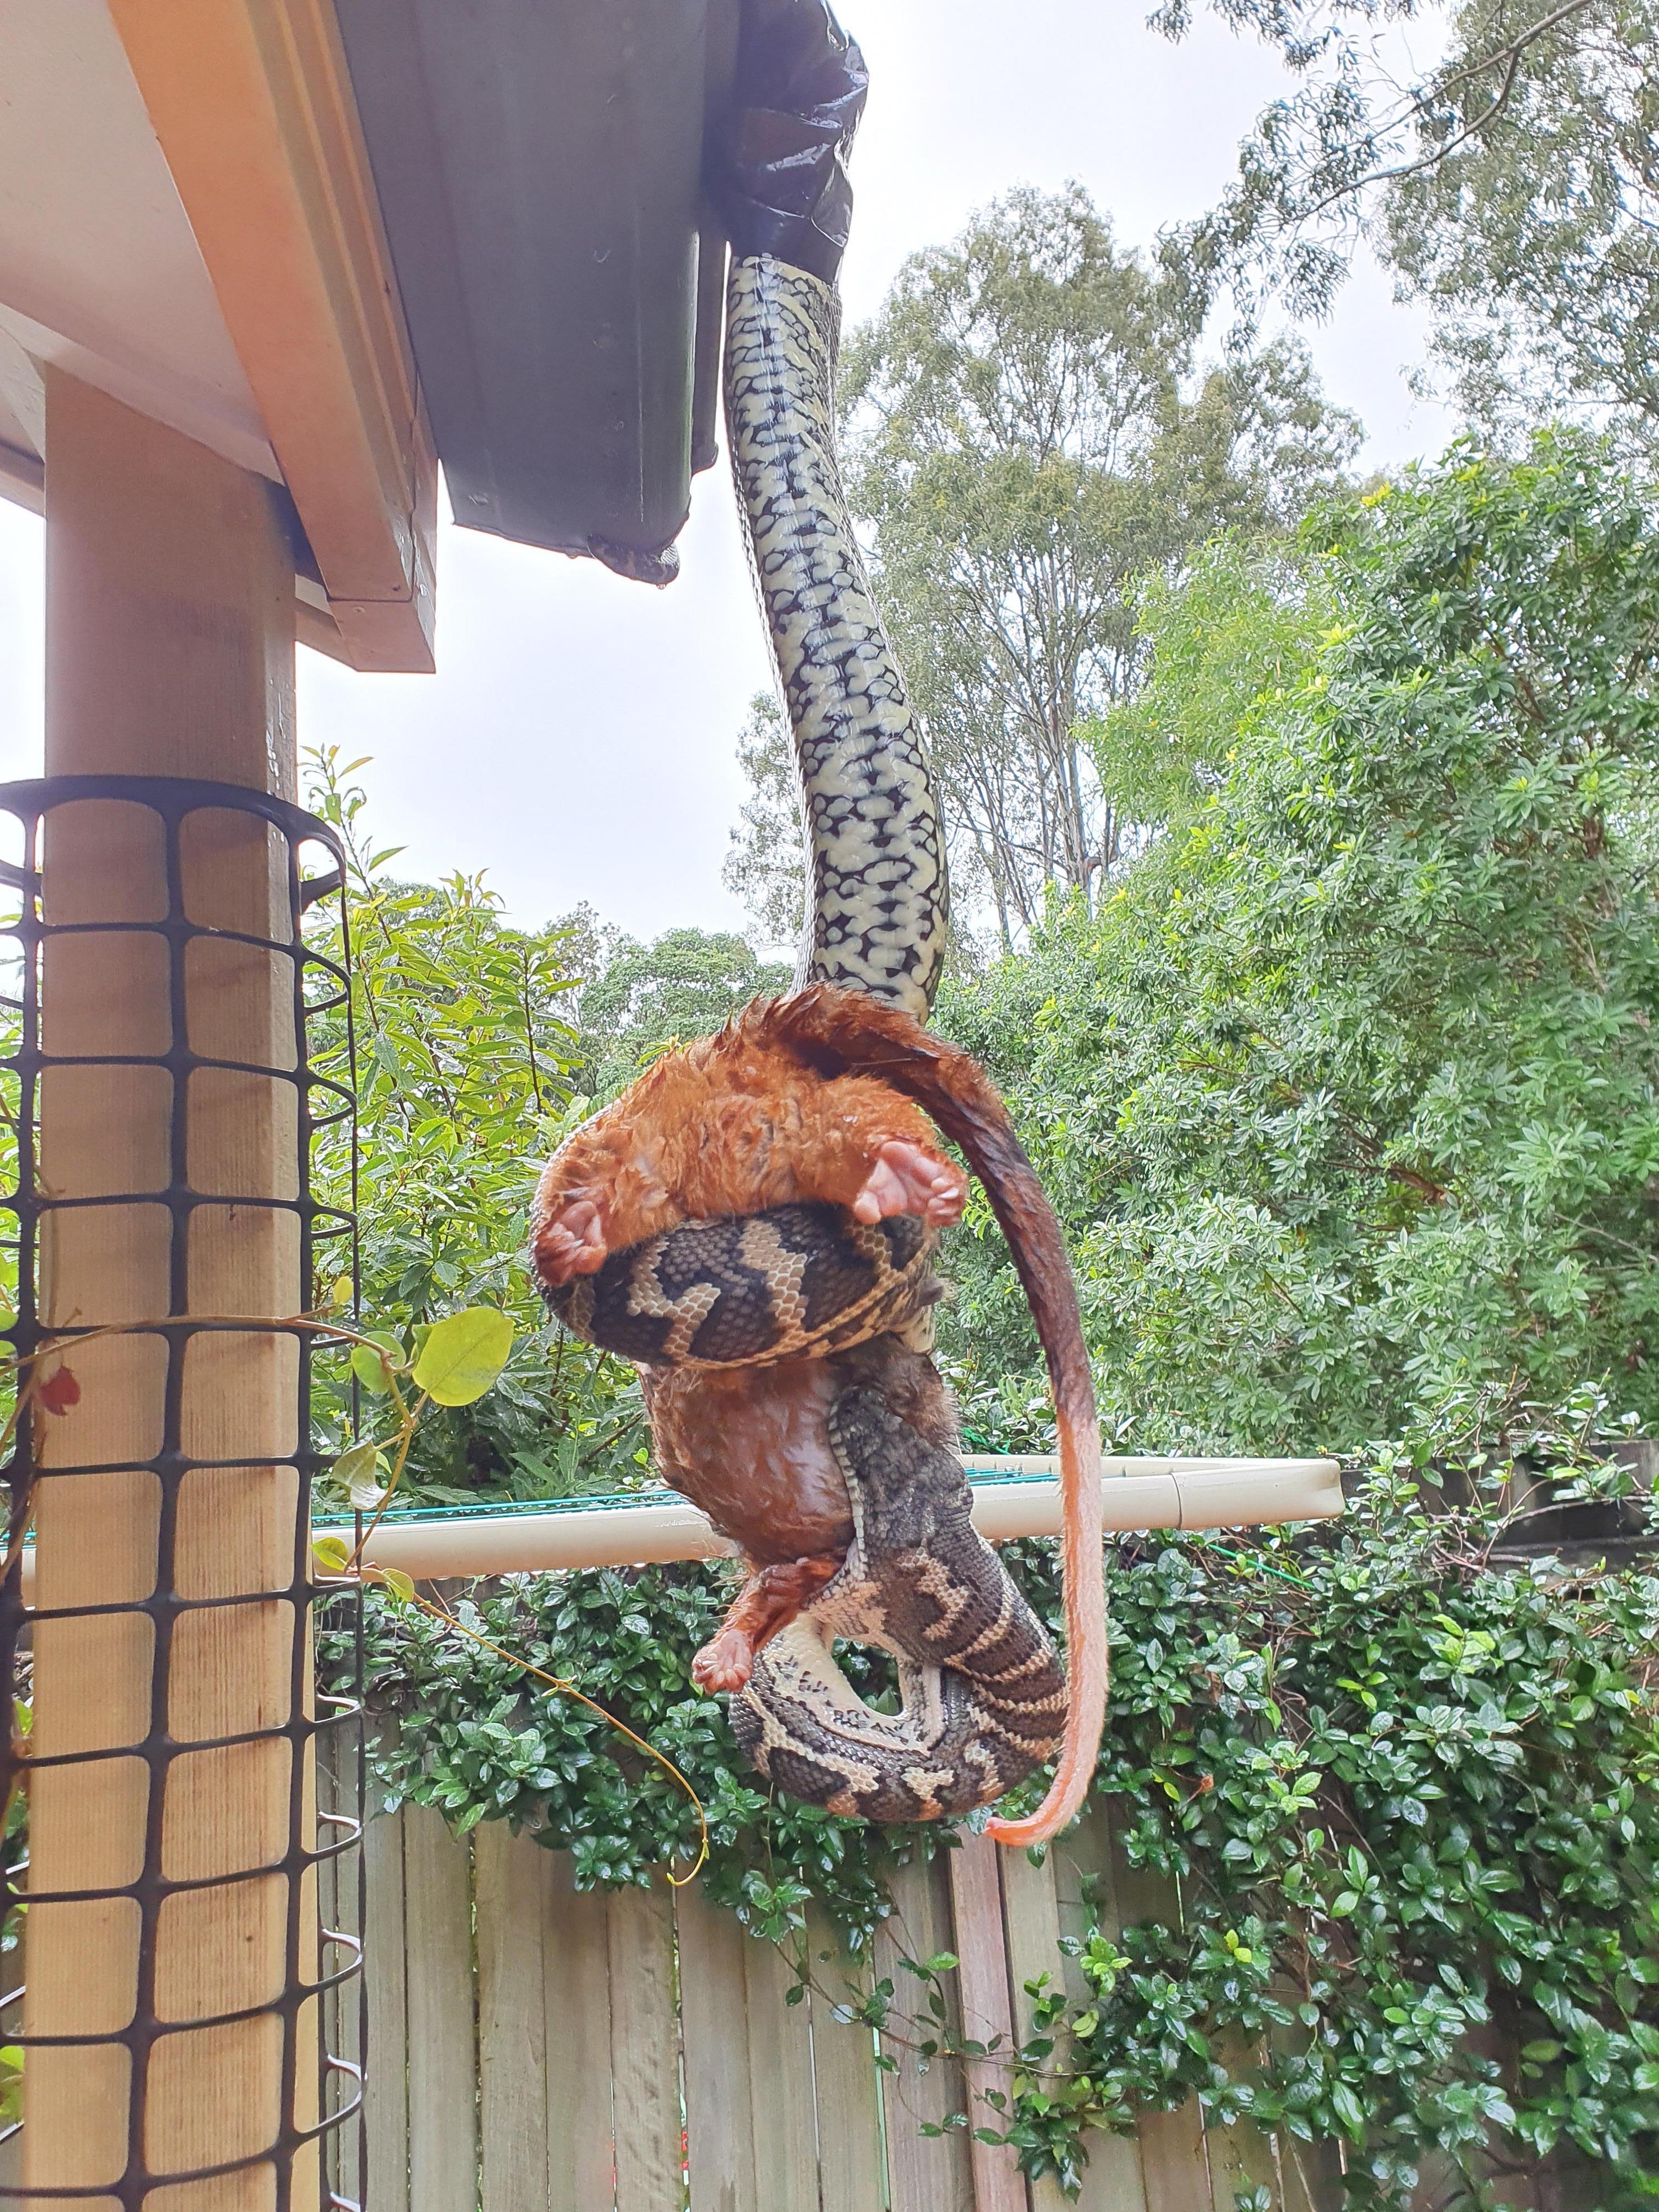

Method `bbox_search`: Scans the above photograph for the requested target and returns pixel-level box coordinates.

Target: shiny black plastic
[708,0,868,283]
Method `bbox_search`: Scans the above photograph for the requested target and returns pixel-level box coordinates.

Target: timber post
[23,373,318,2209]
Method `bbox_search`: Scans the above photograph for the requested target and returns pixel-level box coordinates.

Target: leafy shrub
[938,434,1659,1453]
[338,1402,1659,2206]
[302,749,652,1506]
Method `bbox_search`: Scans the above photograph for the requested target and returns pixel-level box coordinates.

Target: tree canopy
[839,185,1360,950]
[939,435,1659,1451]
[1167,0,1659,458]
[572,923,791,1098]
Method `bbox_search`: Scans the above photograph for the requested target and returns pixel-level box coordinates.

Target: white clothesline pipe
[341,1455,1344,1581]
[12,1458,1343,1599]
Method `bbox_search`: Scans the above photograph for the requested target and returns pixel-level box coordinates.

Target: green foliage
[350,1559,919,1943]
[303,750,651,1506]
[573,924,791,1101]
[1384,0,1659,460]
[412,1307,515,1407]
[1165,0,1657,457]
[937,435,1659,1451]
[329,1403,1659,2204]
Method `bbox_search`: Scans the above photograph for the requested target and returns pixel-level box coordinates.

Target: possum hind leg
[692,1552,843,1693]
[852,1139,966,1227]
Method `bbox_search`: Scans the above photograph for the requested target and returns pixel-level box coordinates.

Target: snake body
[724,258,948,1018]
[541,2,1105,1836]
[546,1184,1070,1821]
[731,1391,1065,1821]
[548,1202,938,1369]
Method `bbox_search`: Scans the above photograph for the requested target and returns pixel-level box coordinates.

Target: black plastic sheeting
[707,0,868,285]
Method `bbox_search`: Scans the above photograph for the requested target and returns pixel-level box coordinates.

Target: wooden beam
[105,0,438,674]
[25,372,318,2208]
[0,439,43,515]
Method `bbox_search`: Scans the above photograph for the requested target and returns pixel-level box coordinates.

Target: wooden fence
[344,1793,1354,2212]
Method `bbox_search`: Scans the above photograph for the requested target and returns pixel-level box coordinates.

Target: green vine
[325,1397,1659,2206]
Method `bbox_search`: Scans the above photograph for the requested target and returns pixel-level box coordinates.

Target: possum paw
[692,1626,756,1695]
[851,1140,967,1229]
[534,1198,608,1285]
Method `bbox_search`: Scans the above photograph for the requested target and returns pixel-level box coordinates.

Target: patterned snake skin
[723,254,1062,1816]
[545,1204,938,1369]
[548,1197,1067,1821]
[551,250,1064,1823]
[731,1392,1065,1821]
[725,257,949,1022]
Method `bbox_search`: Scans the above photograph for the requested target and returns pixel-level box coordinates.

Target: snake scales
[544,0,1104,1837]
[545,1200,1070,1819]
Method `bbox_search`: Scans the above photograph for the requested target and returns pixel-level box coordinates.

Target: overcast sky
[0,0,1457,939]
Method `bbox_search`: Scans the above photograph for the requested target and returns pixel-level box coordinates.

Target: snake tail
[751,985,1108,1846]
[725,254,949,1022]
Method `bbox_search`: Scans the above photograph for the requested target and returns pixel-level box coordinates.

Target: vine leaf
[351,1332,403,1396]
[333,1439,386,1508]
[37,1365,80,1416]
[412,1307,513,1406]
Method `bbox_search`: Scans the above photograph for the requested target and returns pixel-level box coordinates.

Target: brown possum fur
[530,1026,967,1283]
[528,985,1107,1848]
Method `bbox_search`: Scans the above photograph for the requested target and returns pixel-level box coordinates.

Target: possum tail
[751,985,1107,1848]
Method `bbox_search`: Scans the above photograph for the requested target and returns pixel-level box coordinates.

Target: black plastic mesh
[0,776,364,2208]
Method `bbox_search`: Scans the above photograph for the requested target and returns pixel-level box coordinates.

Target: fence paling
[742,1906,819,2207]
[608,1880,681,2210]
[369,1806,1419,2212]
[1042,1803,1153,2212]
[543,1847,616,2212]
[403,1803,477,2212]
[1105,1816,1212,2212]
[877,1853,975,2212]
[804,1899,887,2212]
[476,1823,550,2212]
[361,1805,410,2212]
[948,1836,1025,2212]
[679,1879,761,2209]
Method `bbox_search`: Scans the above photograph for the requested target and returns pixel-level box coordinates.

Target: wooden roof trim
[0,440,44,517]
[107,0,437,672]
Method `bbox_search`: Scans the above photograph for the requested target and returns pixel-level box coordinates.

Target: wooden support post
[23,373,312,2208]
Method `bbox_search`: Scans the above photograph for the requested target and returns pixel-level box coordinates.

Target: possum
[531,1019,969,1282]
[528,984,1107,1850]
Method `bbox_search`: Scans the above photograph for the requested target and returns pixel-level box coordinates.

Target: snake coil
[546,1183,1072,1822]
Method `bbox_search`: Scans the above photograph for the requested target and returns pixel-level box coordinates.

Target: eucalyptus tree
[721,691,806,950]
[836,185,1358,950]
[1167,0,1659,456]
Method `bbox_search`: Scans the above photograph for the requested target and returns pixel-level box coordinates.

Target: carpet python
[547,9,1090,1822]
[724,254,948,1023]
[545,1199,1068,1821]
